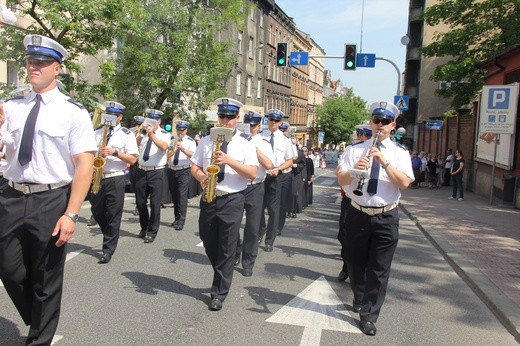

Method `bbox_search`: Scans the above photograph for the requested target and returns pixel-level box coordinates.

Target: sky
[275,0,410,105]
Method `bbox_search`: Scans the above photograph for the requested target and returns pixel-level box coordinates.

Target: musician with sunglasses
[336,101,414,336]
[191,98,258,311]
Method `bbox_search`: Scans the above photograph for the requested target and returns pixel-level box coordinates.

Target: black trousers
[199,191,244,301]
[236,182,264,269]
[345,205,399,323]
[337,196,350,274]
[0,185,70,346]
[90,175,126,255]
[263,174,282,245]
[135,168,165,237]
[0,176,9,194]
[276,172,292,233]
[166,167,191,225]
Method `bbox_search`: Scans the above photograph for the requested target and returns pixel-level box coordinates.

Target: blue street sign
[261,116,268,125]
[356,53,376,68]
[289,51,309,66]
[318,131,325,142]
[394,95,409,111]
[425,120,444,130]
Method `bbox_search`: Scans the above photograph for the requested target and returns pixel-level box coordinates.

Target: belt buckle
[22,184,31,195]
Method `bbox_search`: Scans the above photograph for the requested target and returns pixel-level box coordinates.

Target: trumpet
[352,129,381,196]
[166,137,179,160]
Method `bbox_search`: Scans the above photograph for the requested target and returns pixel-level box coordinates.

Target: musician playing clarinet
[336,101,414,336]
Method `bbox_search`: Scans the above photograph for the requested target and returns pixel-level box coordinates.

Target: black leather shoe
[170,221,178,228]
[144,235,155,243]
[174,224,184,231]
[257,235,263,245]
[209,298,223,311]
[133,207,139,216]
[234,252,241,266]
[337,270,348,282]
[98,253,112,264]
[138,230,146,239]
[242,268,253,277]
[265,244,273,252]
[360,320,377,336]
[352,300,363,313]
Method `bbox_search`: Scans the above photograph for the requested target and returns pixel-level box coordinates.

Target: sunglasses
[268,118,281,123]
[217,113,238,120]
[371,118,392,126]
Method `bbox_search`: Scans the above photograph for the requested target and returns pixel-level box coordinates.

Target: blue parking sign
[487,88,510,109]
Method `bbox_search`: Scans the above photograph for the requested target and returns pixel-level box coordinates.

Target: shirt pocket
[38,125,67,155]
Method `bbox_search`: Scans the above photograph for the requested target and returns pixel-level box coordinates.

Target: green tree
[101,0,246,120]
[422,0,520,109]
[315,92,368,146]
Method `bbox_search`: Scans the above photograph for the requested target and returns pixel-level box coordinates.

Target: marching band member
[235,110,274,276]
[90,101,138,263]
[135,109,170,243]
[337,101,413,336]
[166,120,196,231]
[0,34,96,344]
[191,98,258,311]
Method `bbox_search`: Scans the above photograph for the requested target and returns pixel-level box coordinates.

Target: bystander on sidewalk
[399,185,520,341]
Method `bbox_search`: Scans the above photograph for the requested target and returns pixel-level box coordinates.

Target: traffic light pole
[376,57,401,96]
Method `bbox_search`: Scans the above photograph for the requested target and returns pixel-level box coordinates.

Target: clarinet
[353,130,381,196]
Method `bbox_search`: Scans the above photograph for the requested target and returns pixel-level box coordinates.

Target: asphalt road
[1,170,517,345]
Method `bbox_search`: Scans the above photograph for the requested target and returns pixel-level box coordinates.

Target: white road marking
[51,334,63,345]
[196,241,204,247]
[266,276,361,346]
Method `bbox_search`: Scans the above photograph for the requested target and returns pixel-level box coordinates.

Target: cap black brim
[25,54,59,62]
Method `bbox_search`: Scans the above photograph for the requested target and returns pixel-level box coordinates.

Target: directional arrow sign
[266,276,361,345]
[289,51,309,66]
[356,53,376,68]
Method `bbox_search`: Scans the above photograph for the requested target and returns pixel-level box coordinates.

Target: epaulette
[240,132,252,141]
[67,98,86,109]
[160,129,168,134]
[4,96,25,102]
[352,140,365,146]
[396,142,408,151]
[186,137,194,141]
[121,127,131,134]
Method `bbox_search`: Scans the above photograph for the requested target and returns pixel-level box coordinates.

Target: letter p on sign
[488,88,509,109]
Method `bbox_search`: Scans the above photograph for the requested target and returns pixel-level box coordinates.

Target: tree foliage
[315,91,368,146]
[422,0,520,109]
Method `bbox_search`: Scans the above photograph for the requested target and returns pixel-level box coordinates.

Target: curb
[399,202,520,343]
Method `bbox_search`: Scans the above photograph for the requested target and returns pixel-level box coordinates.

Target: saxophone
[91,124,109,195]
[202,135,223,203]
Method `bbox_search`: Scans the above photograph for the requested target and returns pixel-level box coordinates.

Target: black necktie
[142,138,152,161]
[18,94,42,166]
[270,133,274,150]
[217,141,228,183]
[173,138,182,166]
[367,143,381,195]
[107,127,114,143]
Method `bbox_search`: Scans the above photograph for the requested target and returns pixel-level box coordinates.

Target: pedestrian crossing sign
[394,95,409,111]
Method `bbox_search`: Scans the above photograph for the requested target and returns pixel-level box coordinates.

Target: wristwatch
[64,212,79,223]
[113,149,119,157]
[382,161,390,169]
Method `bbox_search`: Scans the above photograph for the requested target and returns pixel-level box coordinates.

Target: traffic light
[395,127,406,142]
[164,116,173,132]
[276,42,288,67]
[344,44,357,70]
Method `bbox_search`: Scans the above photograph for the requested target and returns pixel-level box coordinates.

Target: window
[247,76,252,97]
[259,13,263,28]
[258,42,263,63]
[237,32,243,54]
[248,37,254,59]
[236,73,241,95]
[257,79,262,99]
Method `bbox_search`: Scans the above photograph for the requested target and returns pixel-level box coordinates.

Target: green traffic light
[165,124,172,131]
[346,61,353,68]
[278,58,285,65]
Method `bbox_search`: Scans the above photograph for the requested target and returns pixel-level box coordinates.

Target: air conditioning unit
[438,81,452,90]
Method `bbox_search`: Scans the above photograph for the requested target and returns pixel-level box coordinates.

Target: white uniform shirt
[444,154,453,169]
[2,88,97,184]
[137,128,170,167]
[191,129,258,194]
[260,129,293,167]
[167,135,197,167]
[251,133,275,183]
[339,137,414,207]
[94,124,139,173]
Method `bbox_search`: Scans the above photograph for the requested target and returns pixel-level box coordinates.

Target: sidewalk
[398,184,520,342]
